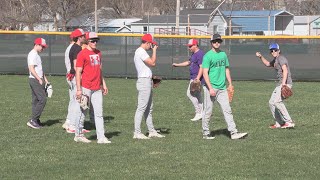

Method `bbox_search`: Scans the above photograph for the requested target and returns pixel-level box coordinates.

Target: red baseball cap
[186,39,198,46]
[85,32,99,40]
[142,34,157,45]
[71,28,85,38]
[34,38,48,48]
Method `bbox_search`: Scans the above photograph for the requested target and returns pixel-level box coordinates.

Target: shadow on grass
[155,127,171,135]
[88,131,121,140]
[42,119,63,127]
[104,116,114,122]
[211,128,230,138]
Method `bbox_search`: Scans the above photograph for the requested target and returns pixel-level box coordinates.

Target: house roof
[222,10,293,17]
[294,16,320,24]
[132,14,210,25]
[221,10,294,32]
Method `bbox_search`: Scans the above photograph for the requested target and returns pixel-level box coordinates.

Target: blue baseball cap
[269,43,280,50]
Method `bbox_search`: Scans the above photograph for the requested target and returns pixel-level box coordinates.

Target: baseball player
[133,34,165,139]
[74,32,110,144]
[62,28,90,134]
[256,43,295,129]
[202,34,248,140]
[172,39,204,121]
[27,38,49,129]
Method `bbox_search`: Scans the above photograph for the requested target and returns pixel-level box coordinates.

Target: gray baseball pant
[75,87,106,140]
[66,78,77,129]
[187,80,203,114]
[29,78,47,121]
[269,85,292,124]
[134,78,156,134]
[202,85,237,136]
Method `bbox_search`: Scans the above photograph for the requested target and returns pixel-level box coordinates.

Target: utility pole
[176,0,180,34]
[95,0,98,33]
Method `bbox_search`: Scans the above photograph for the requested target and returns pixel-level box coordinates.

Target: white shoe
[231,132,248,140]
[203,134,215,140]
[97,137,111,144]
[74,136,91,143]
[62,120,69,129]
[191,113,202,121]
[133,133,150,139]
[148,132,165,138]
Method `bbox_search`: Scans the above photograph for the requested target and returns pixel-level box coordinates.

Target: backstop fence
[1,31,320,81]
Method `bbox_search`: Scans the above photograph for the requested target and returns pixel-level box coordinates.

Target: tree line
[0,0,319,31]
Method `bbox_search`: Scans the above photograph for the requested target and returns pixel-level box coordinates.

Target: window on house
[143,26,148,33]
[213,25,218,34]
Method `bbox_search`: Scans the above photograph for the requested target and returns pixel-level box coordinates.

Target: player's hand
[102,85,108,95]
[152,44,158,51]
[38,79,43,85]
[209,88,216,96]
[172,63,178,67]
[76,90,82,99]
[256,52,262,58]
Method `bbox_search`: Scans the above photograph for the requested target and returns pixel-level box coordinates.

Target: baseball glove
[281,85,293,99]
[77,94,89,110]
[152,76,162,88]
[190,79,201,92]
[227,85,234,103]
[45,82,53,98]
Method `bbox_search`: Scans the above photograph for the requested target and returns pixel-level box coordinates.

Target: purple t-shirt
[189,49,204,83]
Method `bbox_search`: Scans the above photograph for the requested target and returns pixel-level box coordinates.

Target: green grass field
[0,75,319,179]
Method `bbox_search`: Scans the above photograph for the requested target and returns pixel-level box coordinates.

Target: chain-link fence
[1,32,320,81]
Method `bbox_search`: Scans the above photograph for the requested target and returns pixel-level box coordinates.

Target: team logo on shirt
[89,54,100,66]
[211,59,225,68]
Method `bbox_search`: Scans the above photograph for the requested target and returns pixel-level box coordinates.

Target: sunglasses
[188,45,194,48]
[270,49,279,53]
[89,39,99,43]
[211,40,222,44]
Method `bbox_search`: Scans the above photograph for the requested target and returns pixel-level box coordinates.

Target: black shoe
[27,119,41,129]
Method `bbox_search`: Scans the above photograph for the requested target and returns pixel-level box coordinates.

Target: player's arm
[195,65,203,80]
[144,45,158,67]
[28,65,43,84]
[75,66,83,98]
[256,52,272,67]
[43,74,49,84]
[281,64,288,86]
[100,66,108,95]
[226,67,232,87]
[172,61,191,67]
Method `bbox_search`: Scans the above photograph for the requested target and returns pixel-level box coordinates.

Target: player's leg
[202,85,214,138]
[91,90,110,143]
[216,89,237,133]
[216,89,247,139]
[187,80,203,121]
[134,78,151,139]
[73,87,90,143]
[269,86,289,128]
[273,85,294,128]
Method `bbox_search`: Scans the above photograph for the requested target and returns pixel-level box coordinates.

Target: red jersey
[76,48,102,90]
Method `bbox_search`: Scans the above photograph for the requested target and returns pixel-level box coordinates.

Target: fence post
[125,36,128,77]
[48,35,52,74]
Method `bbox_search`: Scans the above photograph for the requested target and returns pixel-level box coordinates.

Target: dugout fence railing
[1,31,320,81]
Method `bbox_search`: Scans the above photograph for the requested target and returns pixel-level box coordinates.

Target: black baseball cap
[211,34,223,42]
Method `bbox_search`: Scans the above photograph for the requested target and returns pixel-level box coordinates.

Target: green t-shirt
[202,50,229,90]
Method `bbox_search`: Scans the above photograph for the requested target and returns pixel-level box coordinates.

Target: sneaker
[97,137,111,144]
[133,133,150,139]
[66,128,91,133]
[36,119,43,127]
[270,122,281,129]
[281,121,295,129]
[203,134,215,140]
[231,132,248,140]
[27,119,41,129]
[148,132,165,138]
[191,113,202,121]
[74,136,91,143]
[62,121,69,129]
